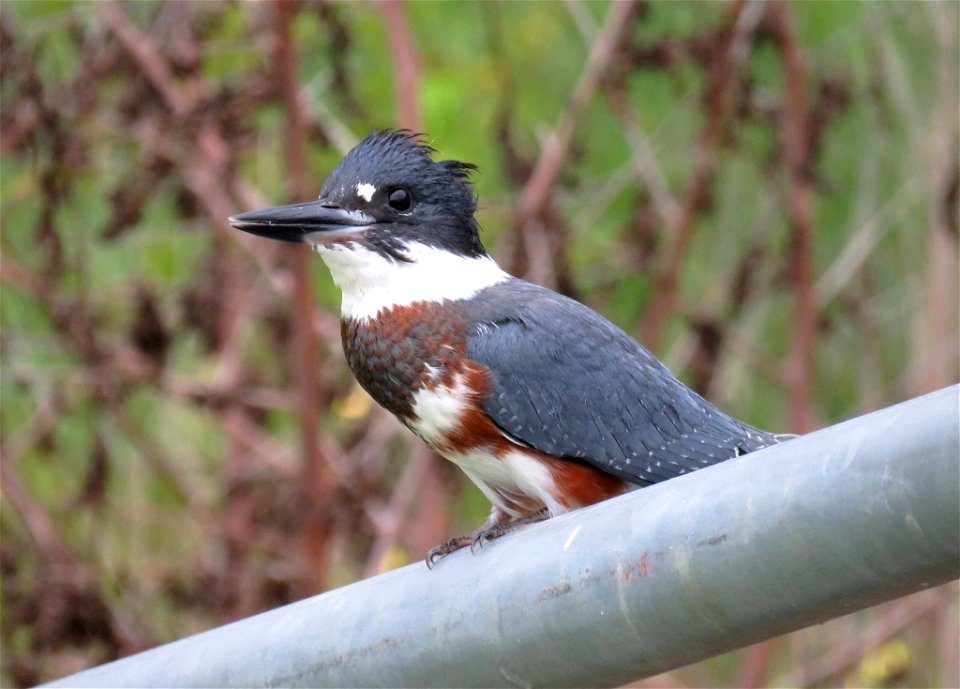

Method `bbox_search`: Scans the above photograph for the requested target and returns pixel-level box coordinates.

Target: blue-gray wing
[463,279,781,485]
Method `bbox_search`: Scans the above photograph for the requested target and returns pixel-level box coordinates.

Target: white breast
[316,241,508,321]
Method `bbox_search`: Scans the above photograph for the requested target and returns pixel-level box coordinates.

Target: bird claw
[425,535,472,569]
[424,527,506,568]
[425,508,551,568]
[469,528,498,554]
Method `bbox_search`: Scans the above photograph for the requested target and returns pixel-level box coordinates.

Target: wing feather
[463,279,782,486]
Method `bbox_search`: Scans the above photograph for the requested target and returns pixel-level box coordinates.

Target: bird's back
[459,278,783,486]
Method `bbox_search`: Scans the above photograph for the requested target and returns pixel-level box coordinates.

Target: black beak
[228,200,375,244]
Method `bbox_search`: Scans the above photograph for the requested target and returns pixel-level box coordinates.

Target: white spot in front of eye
[356,182,376,202]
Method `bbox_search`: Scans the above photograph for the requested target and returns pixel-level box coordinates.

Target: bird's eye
[388,188,412,211]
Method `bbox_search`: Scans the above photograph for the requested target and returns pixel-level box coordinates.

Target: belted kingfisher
[230,130,787,566]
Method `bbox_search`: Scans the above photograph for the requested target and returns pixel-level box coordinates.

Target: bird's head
[229,130,486,261]
[230,131,508,320]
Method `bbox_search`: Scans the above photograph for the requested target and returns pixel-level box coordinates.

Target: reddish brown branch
[735,639,777,688]
[516,0,641,232]
[95,1,285,282]
[0,451,154,652]
[94,2,191,117]
[362,443,431,577]
[379,0,422,130]
[506,0,640,288]
[274,0,337,594]
[640,0,765,349]
[94,0,350,604]
[107,406,209,518]
[94,0,339,611]
[1,254,149,381]
[606,85,682,232]
[782,585,955,687]
[769,0,817,432]
[0,452,77,568]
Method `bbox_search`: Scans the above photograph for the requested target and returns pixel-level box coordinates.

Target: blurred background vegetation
[1,1,957,686]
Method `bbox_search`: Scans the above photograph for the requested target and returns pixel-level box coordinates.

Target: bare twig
[815,177,921,308]
[0,256,153,383]
[640,0,765,349]
[781,585,956,687]
[379,0,422,130]
[735,639,776,688]
[606,86,683,231]
[505,0,640,288]
[769,0,817,433]
[1,451,76,567]
[911,3,960,395]
[273,0,337,594]
[106,406,210,518]
[516,0,641,231]
[94,2,192,118]
[0,451,154,652]
[96,0,286,285]
[0,382,64,467]
[362,443,431,577]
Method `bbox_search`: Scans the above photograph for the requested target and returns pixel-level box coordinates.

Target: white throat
[315,241,509,320]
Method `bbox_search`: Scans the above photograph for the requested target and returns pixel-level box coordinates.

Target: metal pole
[44,386,960,688]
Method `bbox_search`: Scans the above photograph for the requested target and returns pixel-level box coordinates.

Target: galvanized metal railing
[44,385,960,688]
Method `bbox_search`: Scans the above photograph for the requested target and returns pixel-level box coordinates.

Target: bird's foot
[426,535,473,569]
[425,508,551,568]
[469,507,550,553]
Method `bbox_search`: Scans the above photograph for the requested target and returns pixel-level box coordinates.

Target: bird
[229,130,789,567]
